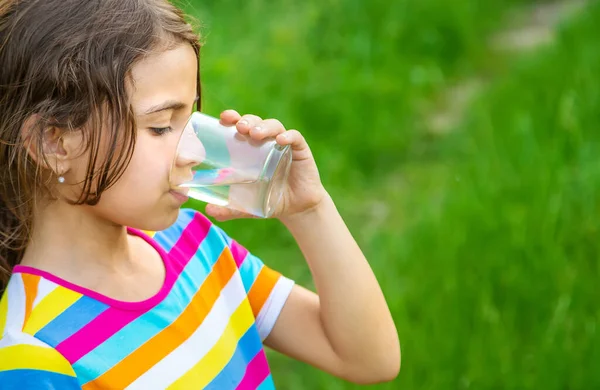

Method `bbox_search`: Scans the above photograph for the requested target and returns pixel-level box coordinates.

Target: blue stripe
[75,225,228,384]
[212,224,234,247]
[152,208,197,253]
[195,227,229,267]
[257,374,276,390]
[204,326,263,390]
[239,254,264,293]
[0,369,80,390]
[34,296,109,348]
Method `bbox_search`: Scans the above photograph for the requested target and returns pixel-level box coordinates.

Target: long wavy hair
[0,0,201,293]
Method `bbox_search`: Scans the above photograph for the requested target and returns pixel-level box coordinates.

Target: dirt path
[360,1,591,236]
[425,0,589,135]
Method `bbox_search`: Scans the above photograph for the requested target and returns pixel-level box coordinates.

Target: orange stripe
[247,266,280,318]
[82,250,237,390]
[21,274,40,328]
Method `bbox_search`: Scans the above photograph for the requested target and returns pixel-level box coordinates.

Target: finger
[220,110,241,126]
[235,114,262,135]
[205,204,258,222]
[249,118,286,140]
[276,129,308,150]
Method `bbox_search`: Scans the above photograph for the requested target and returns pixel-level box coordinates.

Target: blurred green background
[177,0,600,388]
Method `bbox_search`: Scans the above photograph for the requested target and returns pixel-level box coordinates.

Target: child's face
[70,43,199,230]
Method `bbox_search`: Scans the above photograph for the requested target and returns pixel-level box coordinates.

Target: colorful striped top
[0,209,294,389]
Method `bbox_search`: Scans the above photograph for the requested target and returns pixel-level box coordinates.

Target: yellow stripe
[0,292,8,335]
[0,344,76,376]
[23,287,81,335]
[168,301,255,389]
[143,230,156,237]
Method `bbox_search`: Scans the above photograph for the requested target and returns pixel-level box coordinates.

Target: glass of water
[170,112,293,218]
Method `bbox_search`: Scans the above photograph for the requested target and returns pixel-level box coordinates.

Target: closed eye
[149,127,173,136]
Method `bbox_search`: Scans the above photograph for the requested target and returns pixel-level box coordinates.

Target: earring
[58,176,65,184]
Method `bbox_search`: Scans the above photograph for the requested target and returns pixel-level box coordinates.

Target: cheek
[91,137,171,220]
[119,136,173,192]
[69,132,181,230]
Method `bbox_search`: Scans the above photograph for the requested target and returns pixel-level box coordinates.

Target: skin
[20,42,400,384]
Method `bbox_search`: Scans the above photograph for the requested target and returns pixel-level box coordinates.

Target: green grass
[180,0,555,177]
[176,0,600,388]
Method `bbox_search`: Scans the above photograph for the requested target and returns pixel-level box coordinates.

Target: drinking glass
[170,112,292,218]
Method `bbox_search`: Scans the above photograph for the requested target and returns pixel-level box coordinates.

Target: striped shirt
[0,209,294,389]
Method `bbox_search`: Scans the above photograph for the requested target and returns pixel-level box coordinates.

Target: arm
[265,193,400,384]
[211,110,400,384]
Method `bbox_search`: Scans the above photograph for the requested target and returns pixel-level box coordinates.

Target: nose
[174,122,206,168]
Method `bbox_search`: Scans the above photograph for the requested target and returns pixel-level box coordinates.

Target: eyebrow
[142,96,199,115]
[143,100,187,115]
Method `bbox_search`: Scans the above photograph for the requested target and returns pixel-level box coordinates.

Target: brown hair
[0,0,201,292]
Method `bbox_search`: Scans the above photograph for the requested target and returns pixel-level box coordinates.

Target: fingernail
[238,120,249,126]
[253,126,263,134]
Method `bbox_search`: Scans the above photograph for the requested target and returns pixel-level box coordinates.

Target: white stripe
[0,329,51,349]
[256,277,294,341]
[33,279,58,309]
[126,272,248,390]
[3,275,26,335]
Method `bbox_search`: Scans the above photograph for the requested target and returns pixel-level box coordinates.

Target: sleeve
[0,332,81,389]
[215,225,295,341]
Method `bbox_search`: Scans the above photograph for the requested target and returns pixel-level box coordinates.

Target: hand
[204,110,327,222]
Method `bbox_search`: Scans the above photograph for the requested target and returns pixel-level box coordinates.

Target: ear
[22,115,78,177]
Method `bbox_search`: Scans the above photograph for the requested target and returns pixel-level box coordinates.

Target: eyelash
[150,127,172,136]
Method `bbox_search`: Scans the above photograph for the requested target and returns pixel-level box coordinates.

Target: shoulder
[0,330,80,389]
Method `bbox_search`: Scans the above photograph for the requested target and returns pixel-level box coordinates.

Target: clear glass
[170,112,292,218]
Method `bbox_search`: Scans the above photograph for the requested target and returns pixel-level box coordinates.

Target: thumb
[205,204,256,222]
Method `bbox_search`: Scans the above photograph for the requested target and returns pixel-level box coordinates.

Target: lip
[169,188,189,203]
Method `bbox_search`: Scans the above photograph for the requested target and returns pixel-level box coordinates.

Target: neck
[21,198,133,275]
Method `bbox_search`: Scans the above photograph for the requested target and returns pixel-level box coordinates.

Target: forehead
[129,43,198,113]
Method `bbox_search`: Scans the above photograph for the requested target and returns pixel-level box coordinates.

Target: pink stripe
[229,240,249,268]
[168,212,212,273]
[236,350,270,390]
[56,308,142,363]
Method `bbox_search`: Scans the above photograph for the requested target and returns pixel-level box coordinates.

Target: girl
[0,0,400,389]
